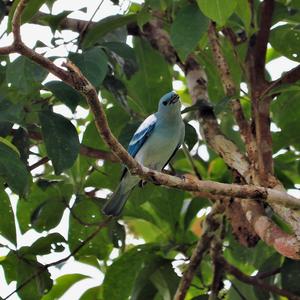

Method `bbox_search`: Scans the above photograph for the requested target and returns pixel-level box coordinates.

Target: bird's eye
[163,100,168,106]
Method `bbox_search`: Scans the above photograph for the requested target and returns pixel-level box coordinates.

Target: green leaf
[0,188,16,245]
[235,0,251,32]
[0,251,18,284]
[17,259,52,300]
[126,37,172,114]
[31,197,66,232]
[103,42,138,78]
[103,245,155,300]
[185,123,198,150]
[44,81,85,112]
[68,198,112,260]
[196,0,238,26]
[83,14,137,48]
[227,278,257,300]
[17,182,71,233]
[39,110,80,174]
[270,24,300,62]
[80,286,102,300]
[272,91,300,150]
[26,233,66,255]
[0,141,30,196]
[171,4,209,61]
[69,47,108,88]
[0,95,24,123]
[281,258,300,294]
[6,56,47,95]
[42,274,89,300]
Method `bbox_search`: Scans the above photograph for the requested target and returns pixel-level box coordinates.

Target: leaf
[126,37,172,114]
[17,182,71,233]
[108,220,126,249]
[0,251,18,284]
[68,198,112,260]
[26,233,66,255]
[80,286,102,300]
[227,278,257,300]
[185,123,198,150]
[281,258,300,294]
[103,42,138,78]
[235,0,251,32]
[0,95,24,123]
[272,91,300,150]
[39,110,80,174]
[69,47,108,88]
[44,81,85,112]
[196,0,238,26]
[103,245,155,300]
[31,197,66,232]
[6,56,47,95]
[0,140,30,196]
[83,14,137,48]
[17,259,52,300]
[171,4,209,61]
[42,274,89,300]
[0,188,16,245]
[270,24,300,62]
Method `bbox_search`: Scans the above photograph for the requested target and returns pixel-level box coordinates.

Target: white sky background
[0,0,299,299]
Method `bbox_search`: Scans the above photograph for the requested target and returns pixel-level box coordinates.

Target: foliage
[0,0,299,299]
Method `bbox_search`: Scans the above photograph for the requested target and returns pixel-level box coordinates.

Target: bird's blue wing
[128,114,157,157]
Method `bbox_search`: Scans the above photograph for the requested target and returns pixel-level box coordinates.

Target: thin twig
[220,256,300,300]
[3,216,112,300]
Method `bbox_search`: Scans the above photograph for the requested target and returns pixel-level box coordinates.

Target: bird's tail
[102,182,131,216]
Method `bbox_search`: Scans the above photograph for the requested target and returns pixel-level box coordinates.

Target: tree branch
[3,216,112,300]
[3,0,300,260]
[219,256,300,300]
[174,203,224,300]
[207,22,257,163]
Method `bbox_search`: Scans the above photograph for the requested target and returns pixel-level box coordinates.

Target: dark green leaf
[108,220,126,249]
[0,251,18,284]
[44,81,85,112]
[6,56,47,95]
[272,91,300,150]
[83,14,137,48]
[103,42,138,78]
[270,24,300,62]
[126,37,172,114]
[0,95,24,123]
[0,188,16,245]
[39,110,80,174]
[185,122,198,150]
[103,245,155,300]
[68,198,111,260]
[31,198,66,232]
[197,0,238,26]
[281,258,300,294]
[171,4,209,61]
[69,47,108,88]
[0,140,30,196]
[42,274,89,300]
[17,259,52,300]
[26,233,66,255]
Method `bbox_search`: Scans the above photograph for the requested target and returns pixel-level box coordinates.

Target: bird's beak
[170,94,179,104]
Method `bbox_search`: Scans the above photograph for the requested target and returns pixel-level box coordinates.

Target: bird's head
[158,91,181,115]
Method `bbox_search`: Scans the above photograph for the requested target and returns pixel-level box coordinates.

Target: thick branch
[207,22,257,163]
[251,0,275,78]
[3,0,300,260]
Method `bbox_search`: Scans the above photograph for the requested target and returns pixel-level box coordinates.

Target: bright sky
[0,1,299,299]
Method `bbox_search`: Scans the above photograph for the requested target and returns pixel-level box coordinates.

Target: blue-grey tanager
[102,91,185,216]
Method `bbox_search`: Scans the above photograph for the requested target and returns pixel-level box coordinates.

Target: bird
[102,91,185,216]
